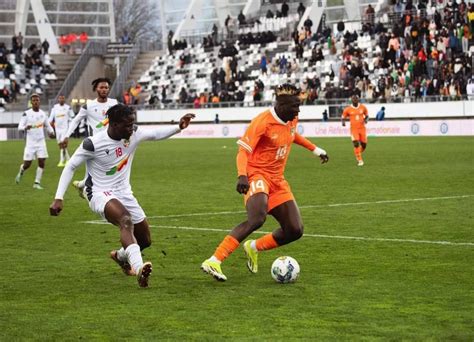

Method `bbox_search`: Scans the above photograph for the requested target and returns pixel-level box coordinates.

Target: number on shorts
[249,179,265,196]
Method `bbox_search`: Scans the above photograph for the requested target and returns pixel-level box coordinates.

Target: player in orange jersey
[342,94,369,166]
[201,83,329,281]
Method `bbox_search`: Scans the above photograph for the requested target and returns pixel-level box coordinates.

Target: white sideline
[82,194,474,247]
[81,221,474,247]
[146,194,473,219]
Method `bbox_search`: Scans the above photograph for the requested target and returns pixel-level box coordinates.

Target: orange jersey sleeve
[236,147,249,176]
[293,133,316,151]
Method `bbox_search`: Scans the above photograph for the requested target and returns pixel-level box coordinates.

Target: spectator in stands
[41,39,49,55]
[266,10,274,19]
[214,114,220,124]
[123,91,131,105]
[281,1,289,18]
[365,5,375,25]
[167,30,174,54]
[297,3,306,18]
[375,106,385,120]
[238,11,246,27]
[179,87,188,104]
[260,53,268,75]
[212,24,219,45]
[79,31,89,50]
[304,18,313,37]
[59,34,68,53]
[322,109,328,122]
[1,85,10,103]
[121,30,130,44]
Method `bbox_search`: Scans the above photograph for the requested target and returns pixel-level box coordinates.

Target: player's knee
[249,215,266,230]
[287,223,304,242]
[119,214,134,231]
[353,141,360,147]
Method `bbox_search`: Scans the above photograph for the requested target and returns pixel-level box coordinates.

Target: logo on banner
[297,124,304,134]
[440,122,448,134]
[222,126,229,136]
[411,123,420,135]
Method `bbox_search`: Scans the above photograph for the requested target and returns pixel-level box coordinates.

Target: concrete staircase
[45,54,80,101]
[125,51,163,89]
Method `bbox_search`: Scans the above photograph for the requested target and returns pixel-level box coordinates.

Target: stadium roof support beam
[344,0,361,21]
[298,0,325,32]
[29,0,60,53]
[15,0,29,37]
[242,0,261,16]
[173,0,206,41]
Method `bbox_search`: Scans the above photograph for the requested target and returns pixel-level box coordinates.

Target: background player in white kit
[15,94,55,189]
[49,94,73,167]
[62,78,118,197]
[49,104,195,288]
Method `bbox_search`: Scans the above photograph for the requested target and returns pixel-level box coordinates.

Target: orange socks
[255,233,279,251]
[354,146,362,161]
[214,235,240,262]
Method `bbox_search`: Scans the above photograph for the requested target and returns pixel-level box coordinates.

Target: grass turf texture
[0,136,472,340]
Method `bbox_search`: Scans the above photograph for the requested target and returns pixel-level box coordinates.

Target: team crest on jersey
[290,127,296,135]
[105,149,109,155]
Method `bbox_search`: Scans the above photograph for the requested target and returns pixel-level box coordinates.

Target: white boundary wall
[144,119,474,138]
[0,119,472,141]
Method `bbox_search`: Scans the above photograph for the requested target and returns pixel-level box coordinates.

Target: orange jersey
[237,108,298,177]
[343,104,368,129]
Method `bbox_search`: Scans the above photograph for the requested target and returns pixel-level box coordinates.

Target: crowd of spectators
[0,32,57,110]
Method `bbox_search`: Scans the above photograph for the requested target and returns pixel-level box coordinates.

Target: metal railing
[54,41,108,102]
[110,42,141,99]
[126,95,473,111]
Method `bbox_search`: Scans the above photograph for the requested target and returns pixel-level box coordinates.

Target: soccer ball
[271,256,300,283]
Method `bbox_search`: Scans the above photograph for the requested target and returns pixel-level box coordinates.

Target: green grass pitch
[0,136,473,340]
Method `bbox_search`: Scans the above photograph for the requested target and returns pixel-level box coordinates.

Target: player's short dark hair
[92,77,112,91]
[106,104,135,124]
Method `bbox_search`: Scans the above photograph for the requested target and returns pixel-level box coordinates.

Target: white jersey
[65,98,118,138]
[54,125,181,200]
[49,103,72,131]
[18,108,54,146]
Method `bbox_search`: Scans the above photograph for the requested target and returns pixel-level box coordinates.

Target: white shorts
[55,129,68,143]
[23,142,48,160]
[88,190,146,224]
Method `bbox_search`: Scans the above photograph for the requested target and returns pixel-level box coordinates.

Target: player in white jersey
[15,94,55,189]
[49,104,195,288]
[62,78,118,197]
[49,94,73,167]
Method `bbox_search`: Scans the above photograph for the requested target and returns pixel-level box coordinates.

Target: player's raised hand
[236,175,250,194]
[179,113,195,130]
[49,199,64,216]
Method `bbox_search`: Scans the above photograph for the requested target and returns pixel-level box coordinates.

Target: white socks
[250,240,257,251]
[19,164,25,175]
[125,243,143,273]
[116,247,127,262]
[209,255,221,264]
[35,167,44,184]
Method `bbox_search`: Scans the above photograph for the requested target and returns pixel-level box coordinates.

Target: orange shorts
[244,174,294,212]
[350,127,367,143]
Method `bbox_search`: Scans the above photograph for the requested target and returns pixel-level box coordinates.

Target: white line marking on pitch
[81,222,474,247]
[146,194,473,219]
